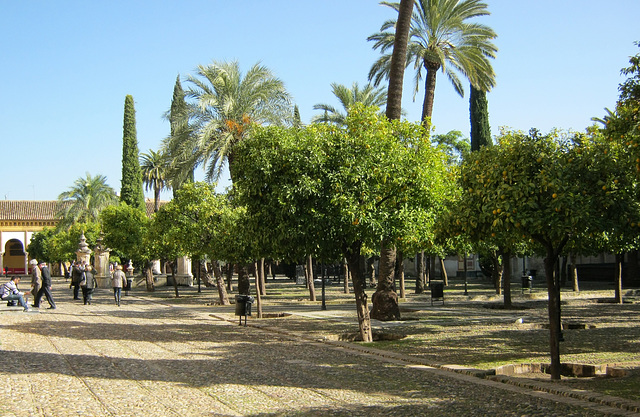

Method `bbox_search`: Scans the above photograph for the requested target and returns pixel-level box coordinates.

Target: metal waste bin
[235,294,254,326]
[430,281,444,305]
[521,274,532,293]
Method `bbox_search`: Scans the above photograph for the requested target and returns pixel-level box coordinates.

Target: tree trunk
[502,252,512,308]
[415,251,424,294]
[154,185,161,213]
[439,256,448,286]
[171,259,179,298]
[366,256,376,288]
[421,62,440,124]
[560,256,568,287]
[237,264,251,295]
[145,262,155,292]
[396,250,405,299]
[371,239,400,321]
[491,253,503,295]
[342,258,350,294]
[570,254,579,293]
[543,245,563,380]
[346,241,372,342]
[199,262,215,287]
[253,261,263,318]
[303,260,309,289]
[211,260,230,305]
[306,255,316,301]
[267,261,273,280]
[225,263,234,292]
[615,253,624,304]
[258,257,266,296]
[429,255,436,284]
[385,0,414,121]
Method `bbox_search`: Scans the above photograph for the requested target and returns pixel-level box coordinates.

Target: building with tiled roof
[0,200,165,274]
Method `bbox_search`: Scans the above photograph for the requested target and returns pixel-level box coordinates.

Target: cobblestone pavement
[0,280,636,416]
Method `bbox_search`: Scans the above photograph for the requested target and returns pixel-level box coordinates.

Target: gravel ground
[0,278,637,416]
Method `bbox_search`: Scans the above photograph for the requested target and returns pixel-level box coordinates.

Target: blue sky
[1,0,638,201]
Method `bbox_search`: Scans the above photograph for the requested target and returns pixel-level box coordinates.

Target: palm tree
[57,173,118,230]
[368,0,497,124]
[385,0,414,121]
[371,0,414,325]
[312,82,387,126]
[185,60,292,182]
[140,149,170,212]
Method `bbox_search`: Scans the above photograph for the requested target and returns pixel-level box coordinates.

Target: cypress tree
[470,85,492,151]
[120,95,145,211]
[293,104,301,128]
[168,76,194,192]
[169,75,188,137]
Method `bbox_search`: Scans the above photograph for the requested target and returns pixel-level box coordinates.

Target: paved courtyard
[0,279,635,416]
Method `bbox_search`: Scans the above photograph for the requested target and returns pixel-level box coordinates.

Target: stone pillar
[151,260,161,275]
[93,236,111,289]
[175,256,193,286]
[75,232,92,265]
[23,231,29,275]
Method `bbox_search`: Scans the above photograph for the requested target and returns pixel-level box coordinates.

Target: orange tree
[233,104,450,341]
[149,182,248,304]
[100,204,155,291]
[598,43,640,291]
[449,128,614,380]
[579,129,640,301]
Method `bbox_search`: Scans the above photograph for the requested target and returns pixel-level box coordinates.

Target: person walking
[33,261,56,310]
[124,267,133,296]
[70,261,83,300]
[0,276,31,311]
[30,259,42,299]
[81,264,97,305]
[111,265,126,306]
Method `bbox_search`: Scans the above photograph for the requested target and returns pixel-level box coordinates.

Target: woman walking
[111,265,126,306]
[81,264,97,305]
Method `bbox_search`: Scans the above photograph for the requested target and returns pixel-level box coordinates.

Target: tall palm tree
[368,0,497,124]
[57,173,118,230]
[371,0,414,325]
[140,149,170,212]
[312,82,387,126]
[385,0,414,121]
[185,60,292,182]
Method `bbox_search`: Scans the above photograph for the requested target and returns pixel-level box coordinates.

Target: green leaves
[449,127,640,258]
[100,204,150,263]
[234,104,451,261]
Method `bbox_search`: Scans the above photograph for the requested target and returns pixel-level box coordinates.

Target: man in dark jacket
[33,261,56,309]
[70,261,83,300]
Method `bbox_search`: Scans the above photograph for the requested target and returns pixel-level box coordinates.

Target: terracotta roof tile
[0,200,167,221]
[0,201,66,221]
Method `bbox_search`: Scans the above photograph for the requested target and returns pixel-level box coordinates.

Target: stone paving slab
[0,281,635,416]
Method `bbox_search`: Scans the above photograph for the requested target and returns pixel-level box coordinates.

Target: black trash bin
[235,294,254,326]
[521,274,532,293]
[430,281,444,306]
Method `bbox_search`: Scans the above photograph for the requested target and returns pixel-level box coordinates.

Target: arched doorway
[3,239,26,274]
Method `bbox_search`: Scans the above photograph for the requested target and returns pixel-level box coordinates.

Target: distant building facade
[0,201,61,274]
[0,200,164,275]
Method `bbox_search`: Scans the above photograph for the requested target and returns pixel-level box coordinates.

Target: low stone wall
[495,362,627,377]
